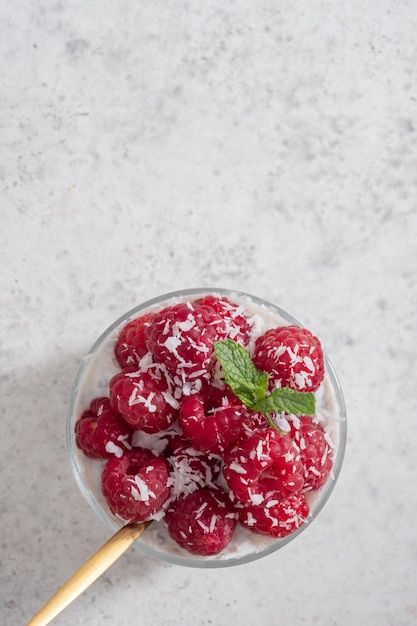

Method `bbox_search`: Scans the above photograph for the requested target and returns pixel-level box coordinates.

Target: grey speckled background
[1,1,417,625]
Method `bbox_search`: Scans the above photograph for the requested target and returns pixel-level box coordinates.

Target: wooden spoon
[26,520,152,626]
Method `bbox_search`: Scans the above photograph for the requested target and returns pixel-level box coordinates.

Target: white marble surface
[1,1,416,625]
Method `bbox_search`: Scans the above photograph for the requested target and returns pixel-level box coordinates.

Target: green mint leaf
[214,339,316,436]
[253,387,316,416]
[214,340,268,408]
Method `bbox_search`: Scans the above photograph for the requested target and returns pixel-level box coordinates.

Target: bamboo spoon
[26,520,152,626]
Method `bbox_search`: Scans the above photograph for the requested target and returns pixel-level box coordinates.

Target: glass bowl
[66,288,346,568]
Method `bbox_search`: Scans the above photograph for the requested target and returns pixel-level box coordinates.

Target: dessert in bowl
[67,288,346,568]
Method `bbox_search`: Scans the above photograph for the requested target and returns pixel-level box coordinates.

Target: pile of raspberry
[75,295,334,557]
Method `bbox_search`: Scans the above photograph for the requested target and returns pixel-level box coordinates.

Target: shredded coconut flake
[161,391,180,410]
[255,440,264,461]
[249,493,264,505]
[131,476,156,502]
[117,434,132,450]
[209,515,217,533]
[197,519,210,533]
[104,441,124,458]
[294,372,307,389]
[303,355,315,372]
[195,502,208,518]
[177,316,196,332]
[229,461,247,475]
[266,499,279,508]
[164,335,182,353]
[245,512,257,526]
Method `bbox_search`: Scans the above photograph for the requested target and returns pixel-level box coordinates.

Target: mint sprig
[252,387,316,416]
[214,339,315,430]
[213,339,268,407]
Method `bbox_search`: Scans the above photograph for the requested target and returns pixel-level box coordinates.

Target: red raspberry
[164,488,237,556]
[109,368,178,433]
[167,435,221,499]
[253,325,325,392]
[101,447,171,522]
[288,415,334,490]
[193,295,252,345]
[145,303,217,390]
[114,312,154,368]
[75,397,133,459]
[200,384,267,435]
[222,429,305,505]
[178,391,262,455]
[239,490,309,538]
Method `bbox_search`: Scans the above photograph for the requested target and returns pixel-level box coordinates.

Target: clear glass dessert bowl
[66,288,347,568]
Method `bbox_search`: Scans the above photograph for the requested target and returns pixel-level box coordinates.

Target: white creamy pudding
[67,289,346,567]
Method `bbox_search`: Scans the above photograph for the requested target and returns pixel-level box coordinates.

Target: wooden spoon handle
[26,521,151,626]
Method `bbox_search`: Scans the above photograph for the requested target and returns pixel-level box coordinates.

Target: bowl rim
[66,287,347,568]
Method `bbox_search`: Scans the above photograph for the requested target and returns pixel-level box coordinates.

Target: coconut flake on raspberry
[164,487,238,556]
[115,312,155,369]
[287,414,334,491]
[193,295,252,346]
[109,368,179,433]
[104,434,132,458]
[167,439,221,500]
[137,351,183,407]
[145,303,218,390]
[253,326,325,393]
[75,397,134,459]
[239,491,309,538]
[101,448,171,523]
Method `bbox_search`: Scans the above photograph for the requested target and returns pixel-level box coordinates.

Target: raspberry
[288,415,334,490]
[178,391,262,455]
[164,488,237,556]
[114,312,154,368]
[193,295,252,345]
[145,303,217,390]
[109,368,178,433]
[201,384,267,435]
[222,429,305,504]
[75,397,133,459]
[167,435,221,500]
[101,447,171,522]
[253,325,325,392]
[239,490,309,538]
